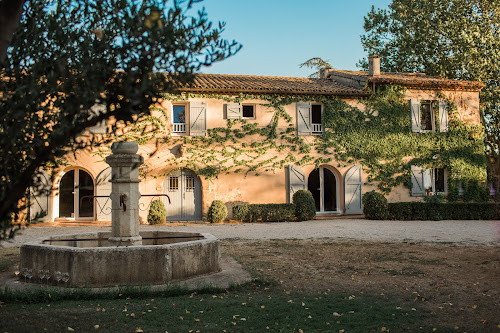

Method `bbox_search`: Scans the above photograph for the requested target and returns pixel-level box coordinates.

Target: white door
[165,168,202,221]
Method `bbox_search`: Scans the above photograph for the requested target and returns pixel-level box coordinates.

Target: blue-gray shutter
[189,101,207,136]
[226,103,241,119]
[29,170,51,222]
[89,120,108,134]
[297,102,312,135]
[410,165,425,196]
[344,165,363,214]
[438,100,448,132]
[410,99,421,132]
[287,165,306,203]
[95,167,112,221]
[89,104,108,134]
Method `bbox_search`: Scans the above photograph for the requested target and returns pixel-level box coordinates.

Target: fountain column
[106,142,143,246]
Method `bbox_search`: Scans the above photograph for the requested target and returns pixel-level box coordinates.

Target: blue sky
[196,0,392,77]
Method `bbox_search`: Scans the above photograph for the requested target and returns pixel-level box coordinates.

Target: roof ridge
[195,73,327,80]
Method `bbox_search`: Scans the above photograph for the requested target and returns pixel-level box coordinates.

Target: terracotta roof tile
[170,73,369,96]
[327,70,484,91]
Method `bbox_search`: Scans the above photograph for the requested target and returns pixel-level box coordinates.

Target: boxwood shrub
[232,203,295,222]
[207,200,227,223]
[147,199,167,225]
[292,190,316,221]
[362,191,389,220]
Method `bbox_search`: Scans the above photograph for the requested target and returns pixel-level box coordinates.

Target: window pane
[311,105,322,124]
[434,168,445,192]
[185,176,195,191]
[420,102,433,130]
[169,176,179,191]
[242,105,254,118]
[79,170,94,217]
[173,105,185,123]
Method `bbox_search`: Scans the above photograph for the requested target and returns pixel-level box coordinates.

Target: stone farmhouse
[29,56,485,222]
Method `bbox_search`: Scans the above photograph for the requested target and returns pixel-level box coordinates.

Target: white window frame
[171,102,188,135]
[419,100,437,132]
[430,168,447,194]
[241,104,256,119]
[311,104,323,134]
[410,99,448,133]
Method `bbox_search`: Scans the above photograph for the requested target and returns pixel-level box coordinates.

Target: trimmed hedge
[232,203,295,222]
[388,202,500,220]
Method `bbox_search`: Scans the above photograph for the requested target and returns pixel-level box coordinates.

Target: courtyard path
[2,219,499,247]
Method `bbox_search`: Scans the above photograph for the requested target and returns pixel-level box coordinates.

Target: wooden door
[166,169,202,221]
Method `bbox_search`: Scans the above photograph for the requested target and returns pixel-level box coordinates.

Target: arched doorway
[308,166,338,213]
[165,168,202,221]
[58,169,94,219]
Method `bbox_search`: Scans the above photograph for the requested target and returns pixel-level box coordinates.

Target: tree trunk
[0,0,26,65]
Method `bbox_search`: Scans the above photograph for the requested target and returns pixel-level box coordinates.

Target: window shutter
[89,120,108,134]
[189,101,207,136]
[287,165,306,203]
[95,167,112,222]
[297,102,312,135]
[438,101,448,132]
[226,103,241,119]
[344,165,363,214]
[410,99,421,132]
[410,165,425,196]
[29,170,51,222]
[88,104,108,134]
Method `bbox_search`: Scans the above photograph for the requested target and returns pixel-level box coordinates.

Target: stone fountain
[19,142,220,287]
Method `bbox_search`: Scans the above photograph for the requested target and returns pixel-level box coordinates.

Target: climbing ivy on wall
[101,86,487,194]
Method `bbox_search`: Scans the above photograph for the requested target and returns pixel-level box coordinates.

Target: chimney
[319,68,330,79]
[368,55,380,77]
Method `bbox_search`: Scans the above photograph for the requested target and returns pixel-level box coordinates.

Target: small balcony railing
[172,123,186,133]
[312,123,323,134]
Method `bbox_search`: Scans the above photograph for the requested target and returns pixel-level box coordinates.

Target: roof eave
[176,88,370,97]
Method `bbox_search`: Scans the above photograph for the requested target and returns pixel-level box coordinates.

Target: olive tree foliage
[0,0,240,240]
[359,0,500,157]
[299,57,332,78]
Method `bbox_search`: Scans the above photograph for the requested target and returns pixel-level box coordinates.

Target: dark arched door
[308,166,337,213]
[59,169,94,219]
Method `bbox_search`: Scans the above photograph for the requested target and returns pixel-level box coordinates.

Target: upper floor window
[169,101,207,137]
[311,104,322,134]
[410,99,448,133]
[242,104,255,119]
[297,102,322,135]
[225,103,256,120]
[172,104,186,133]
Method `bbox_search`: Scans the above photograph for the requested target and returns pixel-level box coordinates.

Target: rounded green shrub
[207,200,227,223]
[232,204,249,222]
[147,199,167,225]
[362,191,389,220]
[293,190,316,221]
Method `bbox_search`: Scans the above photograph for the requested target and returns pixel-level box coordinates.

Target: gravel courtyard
[2,219,499,247]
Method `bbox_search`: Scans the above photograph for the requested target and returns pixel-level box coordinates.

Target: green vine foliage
[104,87,486,194]
[317,86,487,193]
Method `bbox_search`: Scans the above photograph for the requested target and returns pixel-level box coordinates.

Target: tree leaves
[360,0,500,157]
